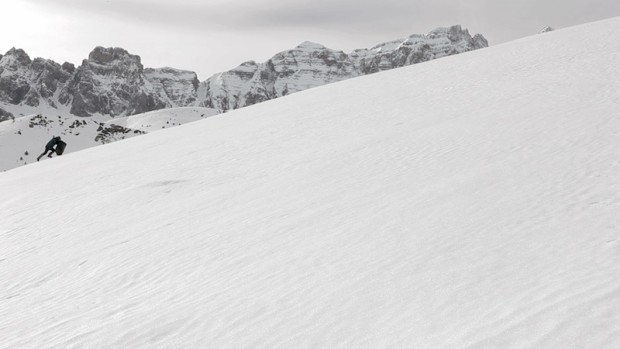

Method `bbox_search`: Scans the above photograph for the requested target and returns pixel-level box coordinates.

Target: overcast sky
[2,0,619,79]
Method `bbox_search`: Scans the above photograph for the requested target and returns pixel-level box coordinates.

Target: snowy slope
[0,113,146,171]
[103,107,219,133]
[0,107,218,171]
[1,17,620,348]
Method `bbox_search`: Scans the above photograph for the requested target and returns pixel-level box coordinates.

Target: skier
[37,136,62,161]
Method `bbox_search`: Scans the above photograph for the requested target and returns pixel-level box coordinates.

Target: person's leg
[47,148,54,158]
[37,148,48,161]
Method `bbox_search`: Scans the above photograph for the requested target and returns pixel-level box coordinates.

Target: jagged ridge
[0,25,487,118]
[199,25,487,111]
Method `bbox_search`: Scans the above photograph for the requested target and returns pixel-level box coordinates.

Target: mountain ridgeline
[0,25,487,121]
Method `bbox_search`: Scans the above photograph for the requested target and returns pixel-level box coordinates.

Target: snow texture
[0,106,218,171]
[102,107,219,132]
[1,17,620,348]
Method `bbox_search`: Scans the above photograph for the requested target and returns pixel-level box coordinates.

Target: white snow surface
[2,17,620,348]
[0,107,219,171]
[103,107,219,133]
[0,113,112,171]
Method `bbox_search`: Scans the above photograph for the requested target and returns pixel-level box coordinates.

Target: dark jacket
[46,137,61,150]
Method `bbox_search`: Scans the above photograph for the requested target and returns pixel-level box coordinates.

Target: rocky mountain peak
[426,25,488,49]
[88,46,140,66]
[427,25,467,40]
[232,61,259,72]
[295,41,327,51]
[540,26,555,33]
[82,46,144,80]
[0,25,488,119]
[1,47,32,67]
[472,34,489,49]
[200,25,488,112]
[69,47,160,116]
[61,62,76,74]
[30,58,73,101]
[0,48,36,106]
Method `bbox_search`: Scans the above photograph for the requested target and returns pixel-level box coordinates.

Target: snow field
[102,107,219,132]
[1,17,620,348]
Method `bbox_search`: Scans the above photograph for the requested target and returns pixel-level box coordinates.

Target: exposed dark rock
[68,47,146,116]
[95,123,145,143]
[0,106,14,122]
[62,62,76,74]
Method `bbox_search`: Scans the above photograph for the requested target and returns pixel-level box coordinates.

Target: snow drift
[1,17,620,348]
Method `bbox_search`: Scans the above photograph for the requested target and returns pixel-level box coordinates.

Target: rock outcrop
[0,106,13,122]
[540,26,555,33]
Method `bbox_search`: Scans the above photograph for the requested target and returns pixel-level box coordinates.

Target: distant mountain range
[0,25,487,121]
[0,25,487,171]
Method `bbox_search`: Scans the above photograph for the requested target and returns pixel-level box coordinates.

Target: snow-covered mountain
[198,25,487,111]
[68,47,161,117]
[0,25,486,171]
[0,47,202,120]
[0,25,486,119]
[0,48,74,121]
[1,17,619,348]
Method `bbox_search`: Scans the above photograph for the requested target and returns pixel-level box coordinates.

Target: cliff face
[0,48,74,114]
[0,25,488,117]
[67,47,168,117]
[0,47,200,118]
[144,67,200,107]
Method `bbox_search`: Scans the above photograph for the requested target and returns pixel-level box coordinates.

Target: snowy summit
[1,17,620,348]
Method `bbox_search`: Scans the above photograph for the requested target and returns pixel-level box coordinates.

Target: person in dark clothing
[37,136,62,161]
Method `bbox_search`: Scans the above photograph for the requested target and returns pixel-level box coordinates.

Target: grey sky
[2,0,620,79]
